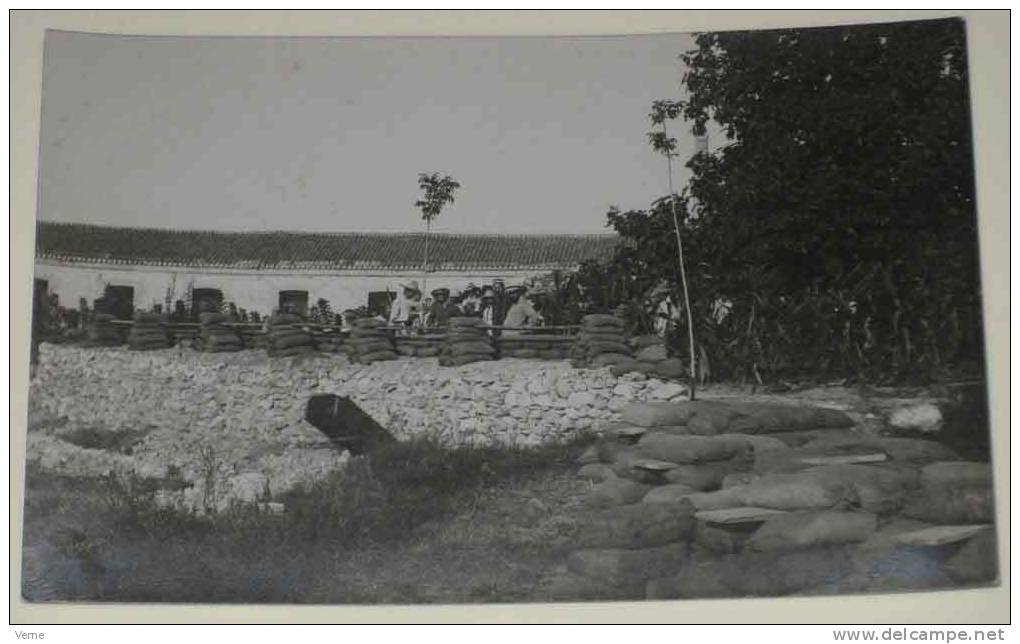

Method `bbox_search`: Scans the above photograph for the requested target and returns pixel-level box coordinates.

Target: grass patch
[21,434,595,603]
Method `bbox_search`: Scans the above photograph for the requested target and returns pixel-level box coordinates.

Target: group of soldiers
[386,279,544,332]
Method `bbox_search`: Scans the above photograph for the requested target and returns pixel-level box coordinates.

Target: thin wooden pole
[663,121,697,401]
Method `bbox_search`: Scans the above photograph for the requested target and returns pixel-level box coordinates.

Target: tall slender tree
[414,172,461,297]
[648,100,697,400]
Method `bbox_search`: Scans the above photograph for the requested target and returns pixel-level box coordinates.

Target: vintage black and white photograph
[22,15,999,606]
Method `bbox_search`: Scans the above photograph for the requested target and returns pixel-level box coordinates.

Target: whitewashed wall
[34,259,547,314]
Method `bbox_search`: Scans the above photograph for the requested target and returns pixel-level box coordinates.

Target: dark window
[98,285,135,320]
[192,288,224,318]
[279,290,309,316]
[367,291,396,319]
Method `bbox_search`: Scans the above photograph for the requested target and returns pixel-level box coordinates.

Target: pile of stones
[266,313,316,358]
[192,312,243,353]
[570,314,633,369]
[499,335,572,360]
[547,399,996,599]
[439,317,495,366]
[85,313,123,347]
[126,312,171,351]
[346,318,397,364]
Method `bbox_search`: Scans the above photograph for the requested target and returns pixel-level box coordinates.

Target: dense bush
[582,19,983,384]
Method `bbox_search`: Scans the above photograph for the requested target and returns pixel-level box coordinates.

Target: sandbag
[350,340,394,354]
[691,474,853,511]
[415,346,439,357]
[585,478,652,509]
[769,429,863,447]
[920,461,992,489]
[642,483,699,505]
[804,436,959,464]
[695,520,755,554]
[567,545,689,586]
[900,487,994,524]
[273,333,313,350]
[590,353,636,368]
[636,432,750,464]
[583,340,632,355]
[509,349,538,359]
[446,354,492,366]
[636,345,668,362]
[198,311,227,325]
[358,350,398,363]
[647,546,857,599]
[450,341,496,356]
[665,460,748,491]
[654,359,687,379]
[270,313,303,325]
[577,501,696,549]
[271,345,315,358]
[747,510,877,552]
[620,402,700,428]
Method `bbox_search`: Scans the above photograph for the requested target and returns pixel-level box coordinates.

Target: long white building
[33,221,619,318]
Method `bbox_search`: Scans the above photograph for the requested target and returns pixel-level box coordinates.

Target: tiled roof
[35,221,620,272]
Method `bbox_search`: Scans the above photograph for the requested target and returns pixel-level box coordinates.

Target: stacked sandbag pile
[438,317,495,366]
[499,335,572,360]
[192,312,242,353]
[346,318,397,364]
[126,312,171,351]
[608,335,685,379]
[569,314,634,370]
[85,313,124,347]
[312,329,346,354]
[393,334,444,357]
[266,313,316,358]
[562,398,997,600]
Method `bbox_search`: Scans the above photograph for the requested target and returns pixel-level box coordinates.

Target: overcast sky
[38,30,703,234]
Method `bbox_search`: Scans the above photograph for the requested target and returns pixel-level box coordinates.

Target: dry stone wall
[26,343,693,508]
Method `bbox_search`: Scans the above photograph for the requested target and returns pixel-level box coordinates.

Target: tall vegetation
[414,173,461,296]
[588,18,982,384]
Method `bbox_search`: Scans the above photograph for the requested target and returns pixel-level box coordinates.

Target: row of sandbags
[618,398,855,435]
[569,314,633,368]
[266,313,316,358]
[85,313,124,347]
[345,318,397,364]
[394,335,443,357]
[498,335,572,360]
[552,404,996,600]
[127,312,172,351]
[191,312,243,353]
[438,317,495,366]
[609,335,686,379]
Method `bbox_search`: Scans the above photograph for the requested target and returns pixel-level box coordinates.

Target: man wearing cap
[389,280,423,329]
[426,287,459,327]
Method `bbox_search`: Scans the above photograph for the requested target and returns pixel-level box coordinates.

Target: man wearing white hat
[389,280,423,329]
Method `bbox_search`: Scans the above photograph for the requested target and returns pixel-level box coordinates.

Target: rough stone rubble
[27,343,703,508]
